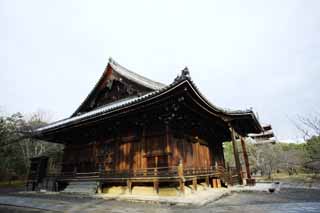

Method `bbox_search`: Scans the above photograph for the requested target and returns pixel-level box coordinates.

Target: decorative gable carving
[72,59,166,116]
[89,79,140,109]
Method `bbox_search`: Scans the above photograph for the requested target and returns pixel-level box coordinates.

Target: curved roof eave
[32,77,262,136]
[182,79,263,134]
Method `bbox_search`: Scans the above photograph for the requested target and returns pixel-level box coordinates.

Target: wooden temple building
[29,58,263,193]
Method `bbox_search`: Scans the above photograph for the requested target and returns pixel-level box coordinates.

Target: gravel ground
[1,188,320,212]
[213,188,320,206]
[0,205,52,213]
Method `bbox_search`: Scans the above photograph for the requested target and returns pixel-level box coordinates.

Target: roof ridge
[109,57,166,90]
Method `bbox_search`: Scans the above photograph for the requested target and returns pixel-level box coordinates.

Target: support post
[153,179,159,194]
[97,182,102,194]
[227,165,233,186]
[217,179,221,188]
[192,177,197,191]
[179,179,185,194]
[178,160,185,194]
[165,123,171,167]
[205,176,210,188]
[240,137,250,179]
[240,137,255,185]
[229,126,243,185]
[127,180,132,194]
[212,178,217,188]
[142,125,146,175]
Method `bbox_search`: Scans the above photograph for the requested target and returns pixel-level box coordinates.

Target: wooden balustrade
[58,165,228,182]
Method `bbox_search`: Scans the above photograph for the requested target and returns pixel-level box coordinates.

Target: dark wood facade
[61,122,225,174]
[30,58,262,191]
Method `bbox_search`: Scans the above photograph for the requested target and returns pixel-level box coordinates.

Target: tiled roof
[109,58,166,90]
[34,80,176,133]
[36,93,154,132]
[31,65,262,135]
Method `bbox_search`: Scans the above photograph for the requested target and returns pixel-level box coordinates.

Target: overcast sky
[1,0,319,141]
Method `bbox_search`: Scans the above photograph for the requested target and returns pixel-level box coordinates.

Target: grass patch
[256,173,320,183]
[0,180,25,188]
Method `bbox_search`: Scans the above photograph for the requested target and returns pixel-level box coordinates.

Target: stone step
[68,182,97,185]
[61,181,98,194]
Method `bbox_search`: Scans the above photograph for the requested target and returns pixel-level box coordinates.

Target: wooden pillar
[165,123,171,167]
[154,155,159,177]
[240,137,251,180]
[178,160,185,194]
[178,160,184,177]
[142,125,146,173]
[229,126,243,185]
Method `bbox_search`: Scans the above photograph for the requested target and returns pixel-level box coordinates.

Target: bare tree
[293,112,320,140]
[279,148,305,175]
[17,111,64,172]
[293,112,320,173]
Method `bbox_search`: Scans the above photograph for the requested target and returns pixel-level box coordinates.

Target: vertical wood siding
[62,125,225,173]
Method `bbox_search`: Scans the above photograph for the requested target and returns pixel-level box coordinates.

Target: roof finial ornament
[182,67,190,78]
[108,57,118,66]
[174,67,191,83]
